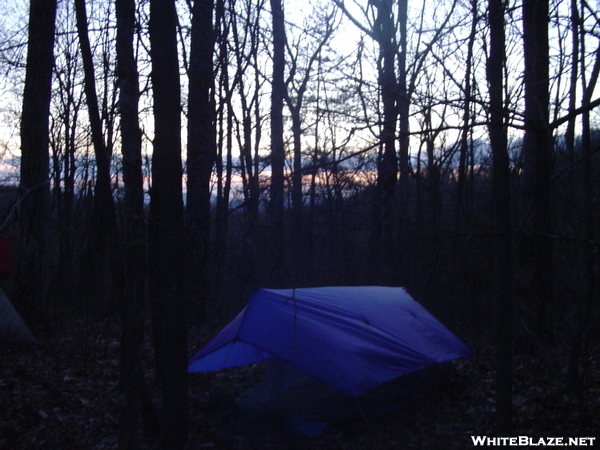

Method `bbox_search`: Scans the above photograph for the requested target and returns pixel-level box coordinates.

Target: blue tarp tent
[189,286,473,396]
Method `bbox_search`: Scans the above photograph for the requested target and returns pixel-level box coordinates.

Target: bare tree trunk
[487,0,513,434]
[214,0,232,297]
[115,0,150,447]
[564,0,579,162]
[269,0,286,285]
[187,0,216,318]
[565,0,582,389]
[457,0,477,228]
[521,0,553,335]
[15,0,57,313]
[371,0,398,284]
[74,0,124,313]
[51,47,82,308]
[568,25,600,391]
[289,105,304,284]
[230,6,260,226]
[148,0,188,447]
[397,0,410,238]
[284,13,334,285]
[423,107,441,238]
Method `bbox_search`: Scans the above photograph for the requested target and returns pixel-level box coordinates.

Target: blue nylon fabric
[188,286,474,396]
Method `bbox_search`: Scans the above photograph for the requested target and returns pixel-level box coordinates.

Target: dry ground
[1,318,598,449]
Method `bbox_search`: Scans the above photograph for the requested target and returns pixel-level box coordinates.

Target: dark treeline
[1,0,599,447]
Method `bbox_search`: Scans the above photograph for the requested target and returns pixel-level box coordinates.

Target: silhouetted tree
[148,0,188,447]
[521,0,553,334]
[15,0,57,312]
[568,9,600,389]
[186,0,216,317]
[487,0,513,433]
[49,13,82,307]
[74,0,123,312]
[269,0,286,284]
[370,0,398,284]
[336,0,398,283]
[116,0,149,447]
[284,6,337,284]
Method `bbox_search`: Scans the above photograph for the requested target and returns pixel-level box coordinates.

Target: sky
[0,0,599,186]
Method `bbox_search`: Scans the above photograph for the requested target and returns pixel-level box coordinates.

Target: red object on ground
[0,237,12,280]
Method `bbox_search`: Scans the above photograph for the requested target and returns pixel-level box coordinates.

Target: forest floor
[0,317,598,450]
